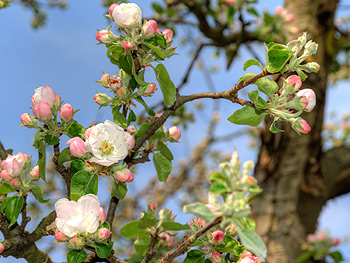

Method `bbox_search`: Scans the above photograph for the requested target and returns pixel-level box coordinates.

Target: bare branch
[52,143,71,197]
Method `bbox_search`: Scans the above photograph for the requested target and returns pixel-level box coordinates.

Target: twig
[159,216,223,263]
[142,228,160,263]
[0,140,12,160]
[106,197,120,226]
[20,194,31,230]
[52,143,71,197]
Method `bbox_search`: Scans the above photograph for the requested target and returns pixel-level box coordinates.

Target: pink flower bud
[226,224,237,236]
[162,29,173,42]
[1,170,12,181]
[238,253,262,263]
[285,75,302,93]
[243,175,257,186]
[332,237,340,246]
[225,0,235,5]
[96,30,116,44]
[55,94,61,108]
[124,132,135,150]
[293,119,311,134]
[295,89,316,112]
[291,27,299,34]
[94,93,113,106]
[84,126,94,141]
[142,20,158,38]
[116,86,127,97]
[159,232,174,248]
[67,137,86,158]
[0,242,4,254]
[115,168,134,183]
[20,113,37,127]
[60,103,74,122]
[168,126,181,142]
[122,41,135,50]
[55,229,68,242]
[32,85,57,108]
[275,6,284,15]
[109,3,119,17]
[32,102,52,122]
[212,252,221,263]
[30,165,40,181]
[68,237,84,250]
[101,73,110,88]
[127,126,137,135]
[95,228,111,242]
[306,234,315,242]
[148,202,156,211]
[212,230,225,243]
[98,207,106,224]
[143,83,157,97]
[11,178,20,187]
[285,13,294,22]
[317,233,326,241]
[3,154,26,177]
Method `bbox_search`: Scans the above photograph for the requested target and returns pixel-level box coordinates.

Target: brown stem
[106,197,120,227]
[20,194,31,230]
[52,143,71,197]
[142,228,160,263]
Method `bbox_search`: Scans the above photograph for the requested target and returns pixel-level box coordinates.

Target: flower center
[100,140,114,156]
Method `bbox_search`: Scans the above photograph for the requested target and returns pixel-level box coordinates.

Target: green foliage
[58,147,72,165]
[31,185,50,203]
[243,59,263,71]
[236,229,267,260]
[120,221,148,239]
[3,195,24,227]
[265,44,293,73]
[111,181,128,199]
[183,203,217,222]
[67,250,87,263]
[160,222,189,231]
[153,64,176,105]
[183,249,206,263]
[94,242,114,258]
[228,107,267,127]
[153,152,172,182]
[254,77,279,98]
[0,183,15,195]
[70,171,98,201]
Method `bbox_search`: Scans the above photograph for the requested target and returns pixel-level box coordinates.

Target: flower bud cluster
[237,251,262,263]
[1,152,29,187]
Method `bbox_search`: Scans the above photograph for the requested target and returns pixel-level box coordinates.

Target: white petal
[76,194,100,218]
[55,198,77,221]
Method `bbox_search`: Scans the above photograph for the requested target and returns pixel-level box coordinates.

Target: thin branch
[0,140,12,160]
[141,228,160,263]
[20,194,31,230]
[159,216,223,263]
[106,197,120,227]
[52,143,71,197]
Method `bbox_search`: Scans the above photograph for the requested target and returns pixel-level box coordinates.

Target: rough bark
[251,1,340,262]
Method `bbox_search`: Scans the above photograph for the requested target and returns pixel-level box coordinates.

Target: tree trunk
[251,0,339,262]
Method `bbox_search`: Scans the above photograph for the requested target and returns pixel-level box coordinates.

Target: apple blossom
[96,30,116,44]
[31,85,57,108]
[67,137,86,158]
[109,75,122,90]
[20,113,37,127]
[122,41,135,50]
[98,207,106,224]
[168,126,181,142]
[285,75,302,93]
[116,86,127,97]
[142,20,158,38]
[212,230,225,243]
[32,102,52,122]
[55,94,61,108]
[238,252,261,263]
[333,237,340,246]
[55,229,68,242]
[85,120,129,166]
[30,165,40,180]
[148,202,156,211]
[55,194,102,237]
[127,126,137,135]
[84,126,94,141]
[293,119,311,134]
[1,170,12,182]
[124,132,135,151]
[3,153,27,177]
[285,13,294,22]
[109,3,119,17]
[94,228,110,242]
[11,178,20,187]
[100,73,110,88]
[212,252,221,263]
[159,232,174,248]
[60,103,74,122]
[295,89,316,112]
[162,28,173,42]
[115,168,134,183]
[206,203,219,213]
[112,3,142,27]
[275,6,284,15]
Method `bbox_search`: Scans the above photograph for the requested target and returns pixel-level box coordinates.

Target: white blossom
[112,3,142,27]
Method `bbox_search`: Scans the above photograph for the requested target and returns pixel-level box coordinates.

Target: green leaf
[70,160,86,177]
[157,141,173,161]
[296,69,308,81]
[128,110,137,125]
[119,54,133,76]
[33,131,45,149]
[65,122,85,139]
[269,118,283,133]
[138,212,159,228]
[143,43,165,60]
[135,97,155,116]
[153,64,176,105]
[152,3,164,13]
[94,242,114,258]
[216,236,243,255]
[135,123,153,142]
[5,196,24,227]
[329,251,343,263]
[266,44,293,73]
[58,147,72,165]
[111,181,128,199]
[183,203,217,222]
[70,171,98,201]
[254,77,279,98]
[161,222,189,231]
[67,249,87,263]
[45,135,59,145]
[107,45,124,58]
[156,34,167,49]
[243,59,262,71]
[247,8,259,17]
[135,70,148,86]
[134,234,151,256]
[31,186,49,203]
[296,250,313,263]
[1,196,11,213]
[38,139,46,181]
[236,229,267,261]
[209,184,227,194]
[120,221,148,238]
[228,107,267,127]
[0,183,15,195]
[248,90,270,110]
[238,73,257,82]
[113,112,128,129]
[153,152,172,182]
[183,249,205,263]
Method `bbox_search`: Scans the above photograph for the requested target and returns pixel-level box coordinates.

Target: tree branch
[52,143,71,197]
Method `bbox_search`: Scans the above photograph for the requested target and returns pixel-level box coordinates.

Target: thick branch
[159,216,223,263]
[29,210,56,242]
[0,140,12,160]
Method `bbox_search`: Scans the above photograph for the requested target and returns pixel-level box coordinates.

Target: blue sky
[0,0,349,262]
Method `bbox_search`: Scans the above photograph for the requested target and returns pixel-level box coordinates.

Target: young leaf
[269,118,283,133]
[118,54,133,76]
[157,141,174,161]
[70,160,86,177]
[138,212,159,228]
[135,97,155,116]
[0,183,15,195]
[236,229,267,261]
[266,44,293,73]
[111,181,128,199]
[228,107,267,127]
[161,222,189,231]
[120,221,148,238]
[134,234,151,256]
[94,242,114,258]
[67,250,87,263]
[183,203,217,222]
[209,184,227,194]
[58,147,72,165]
[143,43,165,60]
[113,112,128,129]
[65,122,85,139]
[135,123,154,142]
[183,249,205,263]
[243,59,262,71]
[70,171,98,201]
[153,152,172,182]
[31,185,50,203]
[254,77,279,98]
[38,139,46,181]
[153,64,176,105]
[1,196,11,213]
[5,196,24,227]
[248,90,270,110]
[45,135,59,146]
[134,70,148,86]
[238,73,257,82]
